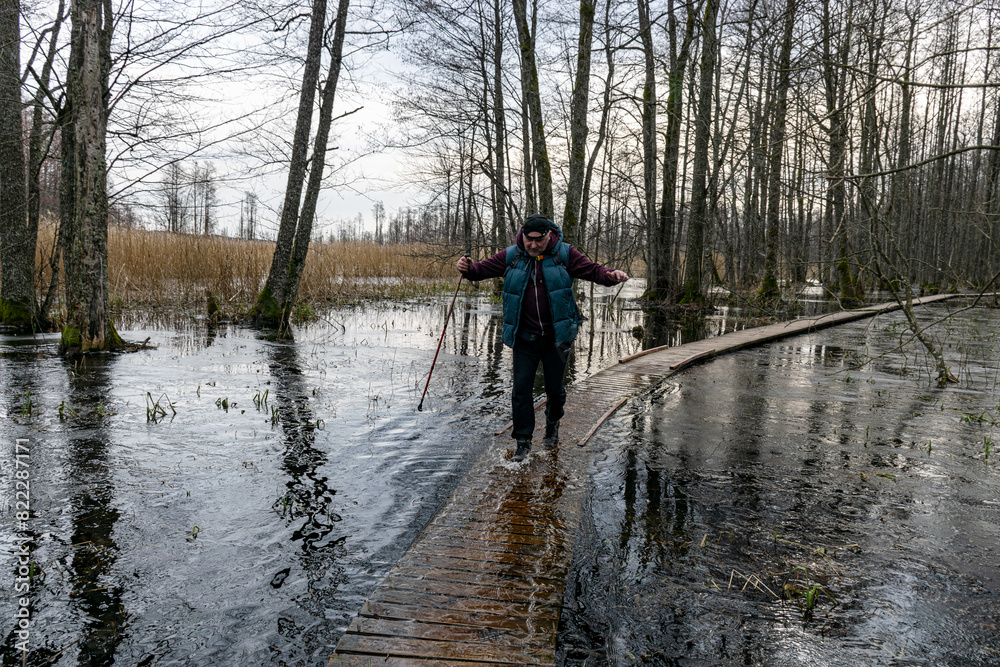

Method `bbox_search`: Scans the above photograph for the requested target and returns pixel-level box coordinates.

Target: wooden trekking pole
[418,253,470,411]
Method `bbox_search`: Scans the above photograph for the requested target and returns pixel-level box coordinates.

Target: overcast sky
[21,0,421,239]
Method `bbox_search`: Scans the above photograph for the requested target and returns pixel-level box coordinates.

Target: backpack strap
[505,245,520,269]
[554,242,570,267]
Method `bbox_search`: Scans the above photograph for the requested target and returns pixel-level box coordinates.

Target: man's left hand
[608,270,629,283]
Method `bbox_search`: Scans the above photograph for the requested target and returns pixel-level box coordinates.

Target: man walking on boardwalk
[457,214,629,462]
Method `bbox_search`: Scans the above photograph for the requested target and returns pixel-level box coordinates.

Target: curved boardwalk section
[329,294,958,666]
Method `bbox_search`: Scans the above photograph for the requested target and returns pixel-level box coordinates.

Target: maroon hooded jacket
[460,229,619,337]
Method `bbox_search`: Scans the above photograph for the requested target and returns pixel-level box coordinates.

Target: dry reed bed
[36,226,458,310]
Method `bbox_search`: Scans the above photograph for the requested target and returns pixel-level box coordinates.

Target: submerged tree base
[755,273,780,303]
[248,286,284,328]
[678,281,705,305]
[836,259,866,306]
[59,321,125,357]
[0,298,34,331]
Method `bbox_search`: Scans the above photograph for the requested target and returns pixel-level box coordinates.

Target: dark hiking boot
[512,438,531,462]
[543,420,559,448]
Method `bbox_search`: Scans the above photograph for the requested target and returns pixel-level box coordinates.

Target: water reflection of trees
[65,358,127,666]
[264,342,345,614]
[1,348,52,665]
[454,300,506,404]
[28,357,125,666]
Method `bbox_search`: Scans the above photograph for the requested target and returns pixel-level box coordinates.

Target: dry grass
[36,224,459,312]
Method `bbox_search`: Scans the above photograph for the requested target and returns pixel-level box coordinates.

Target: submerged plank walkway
[329,294,961,666]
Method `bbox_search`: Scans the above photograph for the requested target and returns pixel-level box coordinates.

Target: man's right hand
[457,256,472,273]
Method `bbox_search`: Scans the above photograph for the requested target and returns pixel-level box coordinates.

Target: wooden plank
[437,500,575,522]
[576,397,629,448]
[619,343,670,363]
[390,564,564,593]
[427,518,572,543]
[413,533,569,559]
[336,634,552,666]
[359,600,558,634]
[367,588,562,620]
[379,574,564,607]
[431,511,571,534]
[346,617,552,651]
[396,553,567,583]
[423,524,573,549]
[444,486,565,503]
[431,510,570,531]
[669,348,717,370]
[406,542,571,572]
[329,656,519,667]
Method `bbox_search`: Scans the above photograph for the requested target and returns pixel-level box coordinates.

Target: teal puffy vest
[501,240,579,348]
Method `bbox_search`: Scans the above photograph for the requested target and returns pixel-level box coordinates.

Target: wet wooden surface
[329,294,960,666]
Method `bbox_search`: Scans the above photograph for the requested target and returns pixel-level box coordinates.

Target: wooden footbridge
[329,294,961,666]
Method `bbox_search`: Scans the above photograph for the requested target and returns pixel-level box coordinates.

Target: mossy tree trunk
[680,0,718,304]
[60,0,121,356]
[513,0,553,219]
[29,0,66,327]
[282,0,350,324]
[0,0,34,329]
[821,0,863,305]
[636,0,658,298]
[560,0,595,246]
[578,1,615,257]
[650,0,695,301]
[758,0,795,302]
[250,0,328,327]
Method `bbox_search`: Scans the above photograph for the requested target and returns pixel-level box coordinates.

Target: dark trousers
[511,334,567,440]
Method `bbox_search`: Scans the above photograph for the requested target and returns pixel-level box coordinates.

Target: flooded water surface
[0,281,752,666]
[3,285,994,666]
[561,302,1000,666]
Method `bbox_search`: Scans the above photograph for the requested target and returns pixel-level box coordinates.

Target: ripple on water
[562,302,1000,666]
[0,292,854,665]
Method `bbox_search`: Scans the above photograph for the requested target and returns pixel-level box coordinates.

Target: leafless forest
[397,0,1000,304]
[1,0,999,344]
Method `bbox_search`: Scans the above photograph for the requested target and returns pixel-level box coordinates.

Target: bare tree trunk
[561,0,596,245]
[513,0,553,218]
[518,82,534,215]
[282,0,350,326]
[821,0,861,303]
[858,6,883,287]
[580,0,616,253]
[253,0,328,323]
[680,0,718,304]
[637,0,658,295]
[25,0,66,327]
[0,0,33,328]
[652,0,695,300]
[492,0,506,247]
[48,79,77,316]
[60,0,121,355]
[991,86,1000,212]
[465,124,476,249]
[759,0,794,300]
[892,6,915,276]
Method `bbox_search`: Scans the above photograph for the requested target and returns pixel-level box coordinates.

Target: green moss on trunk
[59,320,124,357]
[678,282,704,305]
[838,258,865,305]
[0,298,33,330]
[59,325,81,356]
[756,274,780,302]
[249,285,283,327]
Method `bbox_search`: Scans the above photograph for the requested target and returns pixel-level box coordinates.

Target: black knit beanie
[522,214,553,235]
